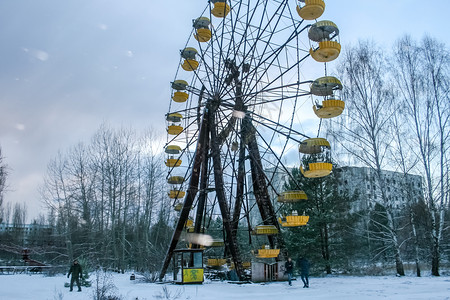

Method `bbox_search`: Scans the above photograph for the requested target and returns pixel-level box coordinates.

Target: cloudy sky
[1,0,449,221]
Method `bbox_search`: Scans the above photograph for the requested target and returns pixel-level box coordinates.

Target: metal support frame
[159,111,209,281]
[209,107,245,281]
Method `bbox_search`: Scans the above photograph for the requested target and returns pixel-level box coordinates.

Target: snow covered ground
[1,272,449,300]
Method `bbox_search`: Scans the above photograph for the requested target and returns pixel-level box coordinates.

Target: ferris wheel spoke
[243,90,310,108]
[240,1,284,69]
[218,80,310,106]
[209,2,237,94]
[249,111,310,142]
[214,104,300,199]
[213,108,290,218]
[243,24,309,101]
[215,0,287,97]
[252,125,303,192]
[240,3,296,94]
[219,0,265,80]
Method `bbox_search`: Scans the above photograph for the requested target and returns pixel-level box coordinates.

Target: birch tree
[0,146,7,223]
[334,41,406,275]
[391,35,450,276]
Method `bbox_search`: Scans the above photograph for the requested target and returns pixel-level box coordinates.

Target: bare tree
[334,40,406,275]
[41,124,167,271]
[41,151,76,261]
[0,145,8,223]
[391,35,450,276]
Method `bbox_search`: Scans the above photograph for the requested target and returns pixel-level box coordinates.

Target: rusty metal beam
[232,134,246,234]
[193,120,210,241]
[209,109,245,281]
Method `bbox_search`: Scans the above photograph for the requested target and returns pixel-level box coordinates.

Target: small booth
[251,261,286,282]
[173,248,204,284]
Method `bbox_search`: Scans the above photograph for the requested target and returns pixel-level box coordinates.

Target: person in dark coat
[298,257,310,288]
[284,257,294,286]
[67,259,83,292]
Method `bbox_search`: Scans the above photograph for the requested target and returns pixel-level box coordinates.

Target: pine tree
[282,166,358,274]
[78,257,92,287]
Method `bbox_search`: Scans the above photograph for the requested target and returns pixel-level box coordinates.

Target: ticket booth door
[173,249,204,284]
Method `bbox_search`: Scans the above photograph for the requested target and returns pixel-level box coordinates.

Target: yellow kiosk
[173,249,204,284]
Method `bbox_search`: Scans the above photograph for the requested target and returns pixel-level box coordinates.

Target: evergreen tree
[282,166,358,274]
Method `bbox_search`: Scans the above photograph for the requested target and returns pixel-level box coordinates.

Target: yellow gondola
[165,158,182,167]
[166,113,183,123]
[310,76,342,96]
[308,20,341,62]
[252,225,279,235]
[279,215,310,227]
[165,145,182,167]
[185,219,194,228]
[172,80,188,90]
[313,99,345,118]
[165,145,182,155]
[174,202,183,211]
[277,190,308,202]
[209,239,225,247]
[299,138,332,178]
[171,80,189,103]
[167,176,184,185]
[211,0,230,18]
[194,28,212,42]
[229,261,251,269]
[299,137,330,153]
[168,189,185,199]
[296,0,325,20]
[182,59,199,71]
[207,258,227,267]
[172,91,189,103]
[167,125,183,135]
[301,162,332,178]
[187,244,205,249]
[310,76,345,118]
[255,245,280,258]
[193,17,212,42]
[181,48,199,71]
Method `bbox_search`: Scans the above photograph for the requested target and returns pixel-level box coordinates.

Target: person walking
[298,257,310,288]
[284,257,294,286]
[67,259,83,292]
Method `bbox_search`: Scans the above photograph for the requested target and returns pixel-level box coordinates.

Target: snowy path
[0,273,449,300]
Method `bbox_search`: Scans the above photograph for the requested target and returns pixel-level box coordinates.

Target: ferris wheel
[160,0,343,281]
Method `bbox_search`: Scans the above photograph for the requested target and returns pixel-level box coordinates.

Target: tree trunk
[431,235,440,276]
